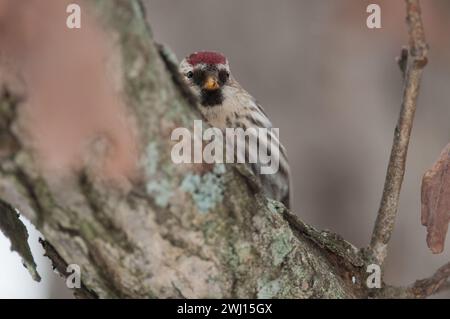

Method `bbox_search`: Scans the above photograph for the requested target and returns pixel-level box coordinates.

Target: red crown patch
[187,51,227,66]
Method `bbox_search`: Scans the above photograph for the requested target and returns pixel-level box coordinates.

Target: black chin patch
[200,89,223,107]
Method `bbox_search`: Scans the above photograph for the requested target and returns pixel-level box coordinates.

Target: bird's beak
[203,76,220,90]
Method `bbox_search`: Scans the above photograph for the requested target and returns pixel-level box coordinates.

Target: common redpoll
[179,51,291,209]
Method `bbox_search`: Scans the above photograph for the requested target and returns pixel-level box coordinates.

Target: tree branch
[409,262,450,298]
[369,0,429,268]
[378,261,450,298]
[0,0,366,298]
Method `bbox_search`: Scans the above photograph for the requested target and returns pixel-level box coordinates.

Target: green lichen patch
[235,242,253,265]
[267,199,286,215]
[146,179,173,208]
[257,277,282,299]
[270,231,294,266]
[142,141,159,177]
[180,164,225,213]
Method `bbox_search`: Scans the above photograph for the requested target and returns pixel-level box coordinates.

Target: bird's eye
[218,70,230,84]
[186,71,194,79]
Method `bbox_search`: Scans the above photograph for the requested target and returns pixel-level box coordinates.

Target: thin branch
[376,261,450,298]
[409,262,450,298]
[369,0,429,268]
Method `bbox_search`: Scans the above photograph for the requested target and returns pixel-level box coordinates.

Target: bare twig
[369,0,429,268]
[408,262,450,298]
[376,261,450,298]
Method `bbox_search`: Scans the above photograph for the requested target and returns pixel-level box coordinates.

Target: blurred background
[0,0,449,298]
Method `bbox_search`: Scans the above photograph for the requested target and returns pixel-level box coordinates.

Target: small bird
[179,51,291,209]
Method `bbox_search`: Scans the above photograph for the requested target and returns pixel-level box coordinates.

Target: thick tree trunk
[0,0,375,299]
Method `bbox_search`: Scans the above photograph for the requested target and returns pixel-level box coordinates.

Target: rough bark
[1,0,447,299]
[369,0,429,268]
[0,0,368,299]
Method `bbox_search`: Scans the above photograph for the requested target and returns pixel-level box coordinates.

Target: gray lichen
[180,164,225,213]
